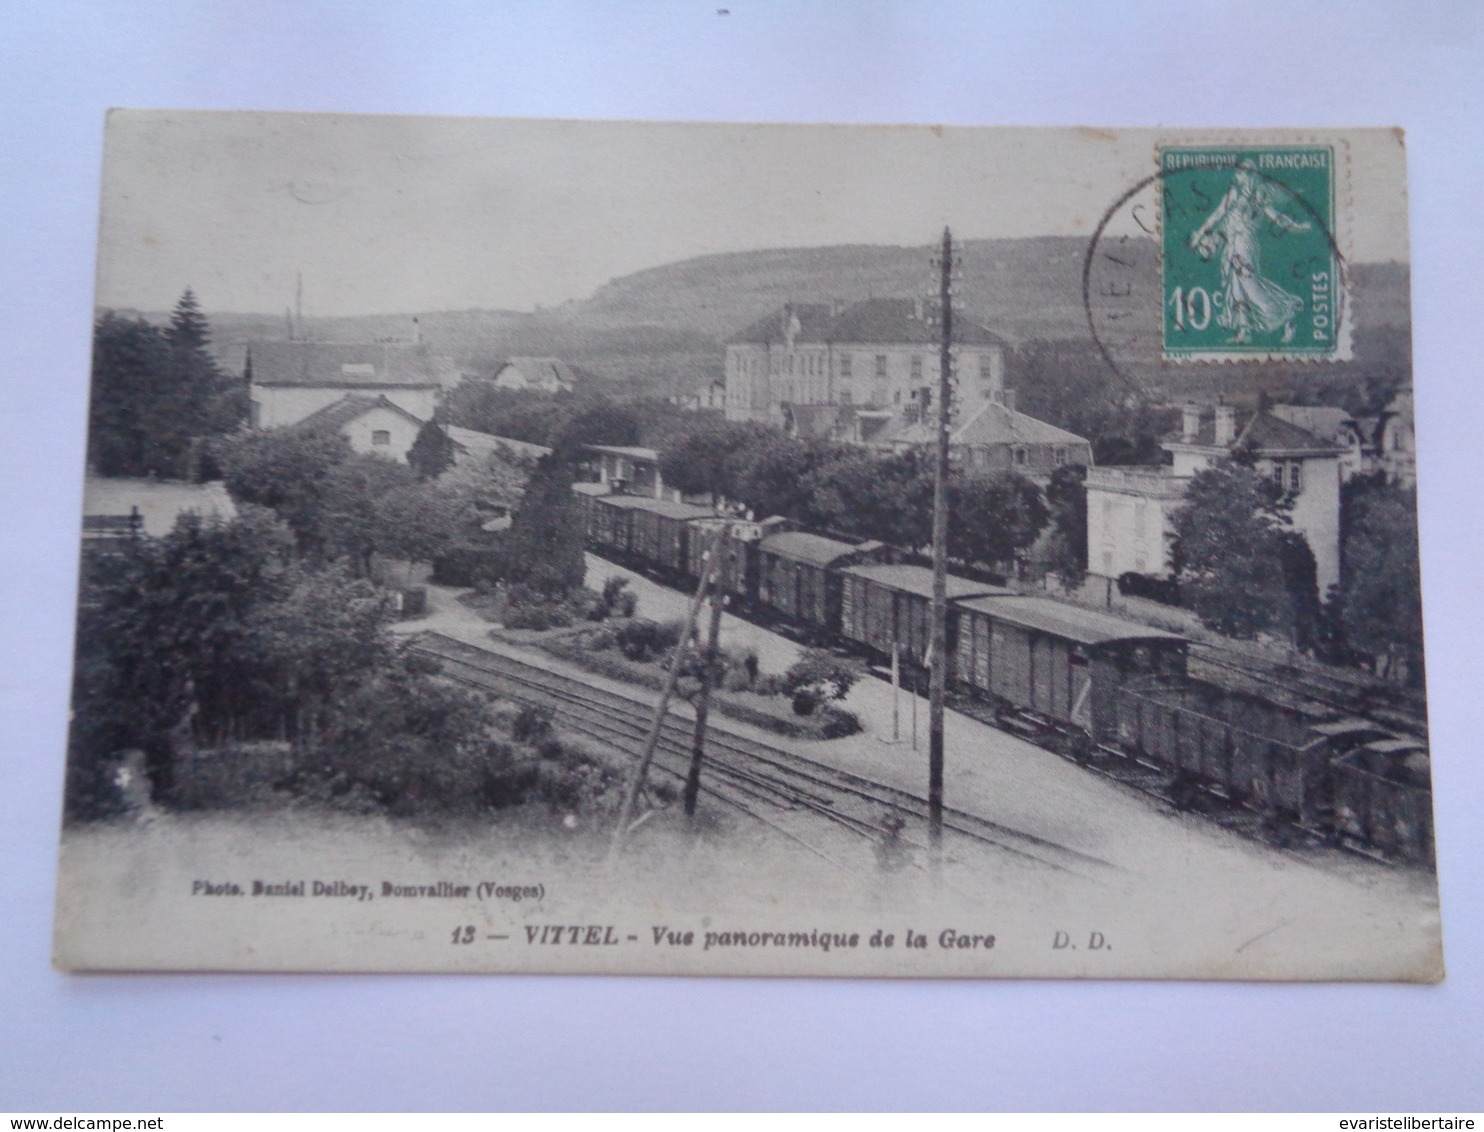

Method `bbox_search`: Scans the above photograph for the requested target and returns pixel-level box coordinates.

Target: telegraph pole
[928,227,954,870]
[607,524,727,864]
[683,588,727,817]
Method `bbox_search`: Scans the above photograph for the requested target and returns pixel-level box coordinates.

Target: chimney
[1215,403,1236,447]
[1182,403,1200,442]
[1002,388,1017,413]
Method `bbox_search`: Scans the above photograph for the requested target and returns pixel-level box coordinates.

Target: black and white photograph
[52,114,1440,979]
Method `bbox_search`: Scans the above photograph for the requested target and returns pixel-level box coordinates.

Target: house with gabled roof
[290,393,429,463]
[723,297,1007,426]
[247,340,441,430]
[1086,403,1348,594]
[866,391,1092,484]
[491,356,576,394]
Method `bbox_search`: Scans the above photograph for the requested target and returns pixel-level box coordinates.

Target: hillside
[124,236,1412,405]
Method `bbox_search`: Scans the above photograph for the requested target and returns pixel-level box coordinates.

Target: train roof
[956,595,1187,647]
[586,493,715,520]
[759,530,864,567]
[839,563,1013,601]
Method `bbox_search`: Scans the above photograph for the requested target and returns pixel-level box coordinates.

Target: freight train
[571,484,1434,866]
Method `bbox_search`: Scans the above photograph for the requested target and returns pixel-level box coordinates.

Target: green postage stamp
[1161,144,1345,361]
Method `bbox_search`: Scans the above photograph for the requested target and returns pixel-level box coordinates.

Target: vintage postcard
[54,113,1439,979]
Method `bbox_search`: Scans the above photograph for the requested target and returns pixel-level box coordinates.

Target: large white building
[723,298,1007,426]
[246,340,443,461]
[1086,404,1349,594]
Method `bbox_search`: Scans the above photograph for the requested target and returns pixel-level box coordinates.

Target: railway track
[409,631,1117,881]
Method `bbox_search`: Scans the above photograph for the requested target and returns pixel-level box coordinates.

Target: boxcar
[1331,738,1434,864]
[684,515,777,602]
[624,497,714,577]
[756,532,886,634]
[955,595,1186,743]
[838,564,1010,666]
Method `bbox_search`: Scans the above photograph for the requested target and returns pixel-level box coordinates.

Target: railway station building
[245,339,445,463]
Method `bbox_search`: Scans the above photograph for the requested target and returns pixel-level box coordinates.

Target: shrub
[754,673,785,697]
[598,575,638,619]
[1117,571,1181,607]
[503,601,574,631]
[173,741,294,810]
[792,689,820,716]
[512,703,555,744]
[433,540,514,588]
[533,742,626,814]
[819,706,863,739]
[782,649,864,704]
[615,618,686,663]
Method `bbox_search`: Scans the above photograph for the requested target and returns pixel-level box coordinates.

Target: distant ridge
[121,236,1411,402]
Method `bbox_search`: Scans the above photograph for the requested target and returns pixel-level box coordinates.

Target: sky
[94,113,1412,318]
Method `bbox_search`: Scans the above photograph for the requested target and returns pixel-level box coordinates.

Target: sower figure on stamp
[1189,160,1312,344]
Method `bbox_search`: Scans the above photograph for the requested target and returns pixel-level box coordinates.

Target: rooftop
[729,298,1005,348]
[589,494,714,521]
[249,340,444,388]
[956,594,1186,647]
[876,397,1090,450]
[839,562,1014,601]
[446,426,551,461]
[759,530,864,567]
[291,393,425,434]
[585,445,662,461]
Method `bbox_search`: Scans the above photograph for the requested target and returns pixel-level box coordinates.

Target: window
[1054,447,1067,466]
[840,353,852,377]
[979,354,994,379]
[372,430,391,446]
[1289,463,1302,492]
[1013,447,1028,467]
[874,354,888,378]
[911,355,923,380]
[981,385,995,400]
[894,390,902,404]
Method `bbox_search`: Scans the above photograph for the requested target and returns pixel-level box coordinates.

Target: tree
[657,423,765,504]
[803,449,933,546]
[318,454,419,575]
[1168,462,1293,639]
[947,471,1049,571]
[1040,463,1089,588]
[504,454,587,595]
[375,478,479,581]
[166,287,244,440]
[212,427,353,553]
[726,434,840,521]
[88,314,187,478]
[1338,478,1424,682]
[439,382,567,446]
[406,419,457,480]
[68,506,299,802]
[551,397,642,457]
